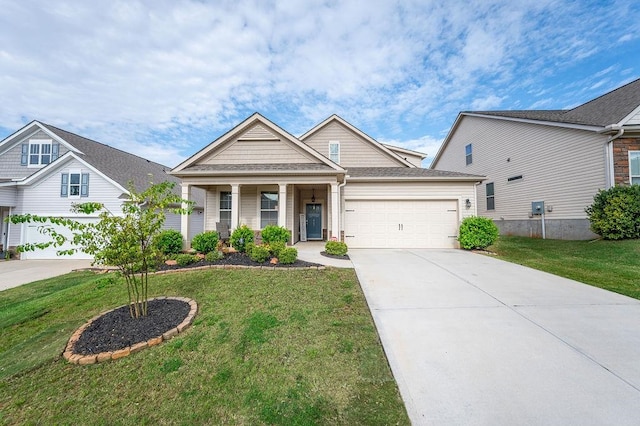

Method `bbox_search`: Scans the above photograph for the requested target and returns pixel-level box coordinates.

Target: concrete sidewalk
[350,249,640,425]
[0,259,94,291]
[294,241,353,268]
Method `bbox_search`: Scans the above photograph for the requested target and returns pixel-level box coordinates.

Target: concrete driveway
[350,249,640,425]
[0,259,94,291]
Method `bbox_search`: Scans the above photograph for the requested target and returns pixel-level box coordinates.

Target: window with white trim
[630,151,640,185]
[260,191,278,228]
[465,143,473,165]
[219,191,232,227]
[486,182,495,210]
[61,171,89,198]
[28,140,53,166]
[329,141,340,164]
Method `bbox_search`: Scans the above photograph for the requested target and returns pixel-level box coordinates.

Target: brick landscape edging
[63,297,198,365]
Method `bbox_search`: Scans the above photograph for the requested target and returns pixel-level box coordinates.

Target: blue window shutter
[52,143,59,161]
[20,143,28,165]
[60,173,69,197]
[81,173,89,197]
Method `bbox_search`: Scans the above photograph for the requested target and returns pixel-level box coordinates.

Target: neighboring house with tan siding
[0,121,204,259]
[171,113,483,249]
[431,77,640,240]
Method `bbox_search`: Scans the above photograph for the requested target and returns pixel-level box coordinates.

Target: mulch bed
[157,252,322,271]
[320,251,350,260]
[73,299,191,356]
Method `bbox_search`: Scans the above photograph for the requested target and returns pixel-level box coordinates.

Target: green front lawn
[490,236,640,299]
[0,268,409,425]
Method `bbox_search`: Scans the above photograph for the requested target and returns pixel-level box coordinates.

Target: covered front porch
[179,176,344,247]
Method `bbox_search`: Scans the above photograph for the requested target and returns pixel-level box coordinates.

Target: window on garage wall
[486,182,495,210]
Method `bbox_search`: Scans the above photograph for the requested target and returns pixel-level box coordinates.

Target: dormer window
[22,139,59,167]
[329,141,340,164]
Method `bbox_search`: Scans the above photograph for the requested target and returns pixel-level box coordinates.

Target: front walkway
[294,241,353,268]
[350,248,640,425]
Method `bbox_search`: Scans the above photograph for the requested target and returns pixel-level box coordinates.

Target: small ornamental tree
[6,180,192,318]
[586,185,640,240]
[458,216,499,250]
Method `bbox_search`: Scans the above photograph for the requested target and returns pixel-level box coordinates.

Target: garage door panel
[22,219,95,260]
[344,200,459,249]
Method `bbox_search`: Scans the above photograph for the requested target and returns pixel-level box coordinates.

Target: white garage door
[22,219,96,260]
[344,200,460,248]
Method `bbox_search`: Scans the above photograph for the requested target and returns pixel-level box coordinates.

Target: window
[630,151,640,185]
[219,191,232,227]
[486,182,495,210]
[29,140,51,166]
[329,141,340,164]
[260,191,278,228]
[465,144,472,165]
[61,172,89,198]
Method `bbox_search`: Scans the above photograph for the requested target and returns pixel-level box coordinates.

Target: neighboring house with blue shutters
[0,121,203,259]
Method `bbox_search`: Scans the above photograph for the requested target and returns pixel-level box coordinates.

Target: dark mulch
[156,252,322,271]
[320,251,350,260]
[73,299,191,355]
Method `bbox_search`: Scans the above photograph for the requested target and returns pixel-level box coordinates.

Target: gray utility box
[531,201,545,216]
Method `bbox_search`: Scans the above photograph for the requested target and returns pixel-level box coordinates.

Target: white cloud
[0,0,638,166]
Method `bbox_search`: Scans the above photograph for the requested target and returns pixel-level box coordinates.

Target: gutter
[598,125,625,188]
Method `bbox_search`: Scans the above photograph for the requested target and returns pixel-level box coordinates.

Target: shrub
[175,253,197,266]
[278,247,298,264]
[191,231,219,254]
[205,251,224,262]
[230,224,254,253]
[249,244,271,263]
[458,216,499,250]
[586,185,640,240]
[325,240,348,256]
[261,225,291,244]
[155,229,183,255]
[267,241,286,257]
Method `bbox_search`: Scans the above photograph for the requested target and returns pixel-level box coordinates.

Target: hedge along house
[171,113,484,249]
[431,77,640,240]
[0,121,204,259]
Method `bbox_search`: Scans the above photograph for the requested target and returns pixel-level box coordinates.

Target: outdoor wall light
[311,189,316,203]
[465,198,471,209]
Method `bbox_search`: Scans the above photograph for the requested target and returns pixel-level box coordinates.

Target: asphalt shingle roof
[347,167,483,179]
[43,124,177,193]
[182,163,337,172]
[469,78,640,127]
[41,123,204,206]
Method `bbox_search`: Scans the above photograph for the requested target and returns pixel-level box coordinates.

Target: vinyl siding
[240,185,259,229]
[198,124,317,165]
[435,116,608,220]
[0,130,70,179]
[8,159,124,248]
[304,121,403,167]
[0,186,17,206]
[627,109,640,125]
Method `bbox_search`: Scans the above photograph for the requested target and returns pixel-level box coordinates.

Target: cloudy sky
[1,0,639,167]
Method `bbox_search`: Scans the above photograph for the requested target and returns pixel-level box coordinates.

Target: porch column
[231,184,240,230]
[181,184,191,249]
[330,182,339,239]
[278,183,287,228]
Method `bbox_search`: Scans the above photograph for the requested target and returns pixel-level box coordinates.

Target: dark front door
[306,204,322,240]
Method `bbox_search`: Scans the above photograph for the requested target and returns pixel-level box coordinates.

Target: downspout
[6,206,11,259]
[601,126,624,188]
[338,175,348,241]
